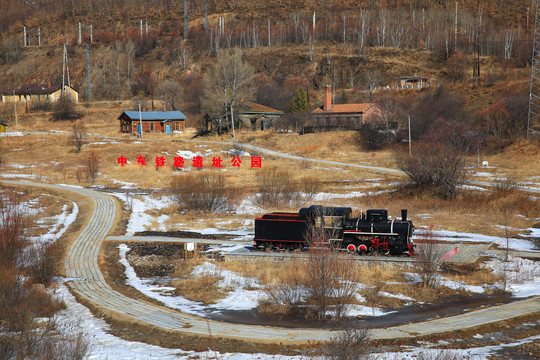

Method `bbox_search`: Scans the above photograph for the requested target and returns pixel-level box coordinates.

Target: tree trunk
[231,100,236,139]
[184,0,189,41]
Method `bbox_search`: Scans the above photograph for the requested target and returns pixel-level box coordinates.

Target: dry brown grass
[171,257,206,279]
[350,264,401,286]
[2,103,539,239]
[441,263,504,288]
[172,275,226,304]
[220,258,310,286]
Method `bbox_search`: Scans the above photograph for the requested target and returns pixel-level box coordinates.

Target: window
[150,122,154,131]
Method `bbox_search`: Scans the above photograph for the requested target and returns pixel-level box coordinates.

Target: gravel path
[2,180,539,345]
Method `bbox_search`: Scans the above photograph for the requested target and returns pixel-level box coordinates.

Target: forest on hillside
[0,0,534,151]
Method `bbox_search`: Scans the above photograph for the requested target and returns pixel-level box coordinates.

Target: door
[166,123,170,134]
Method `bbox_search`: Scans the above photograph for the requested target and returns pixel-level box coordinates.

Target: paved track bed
[2,180,539,349]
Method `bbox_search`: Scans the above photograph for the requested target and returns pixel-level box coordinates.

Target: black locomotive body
[254,205,414,255]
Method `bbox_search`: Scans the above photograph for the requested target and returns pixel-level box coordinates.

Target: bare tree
[389,13,407,48]
[157,80,183,111]
[52,97,79,121]
[71,120,86,153]
[178,45,191,70]
[308,36,314,61]
[125,40,136,94]
[356,9,369,55]
[376,8,387,47]
[503,30,514,61]
[255,167,294,208]
[325,319,370,360]
[305,208,356,320]
[415,231,446,288]
[183,0,189,41]
[171,171,231,213]
[364,69,382,101]
[85,150,99,183]
[205,48,254,138]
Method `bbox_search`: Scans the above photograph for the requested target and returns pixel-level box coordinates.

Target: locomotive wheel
[358,244,369,254]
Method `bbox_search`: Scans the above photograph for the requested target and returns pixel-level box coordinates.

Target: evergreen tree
[339,90,348,104]
[291,86,308,112]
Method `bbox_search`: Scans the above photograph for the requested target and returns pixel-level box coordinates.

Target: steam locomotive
[254,205,414,255]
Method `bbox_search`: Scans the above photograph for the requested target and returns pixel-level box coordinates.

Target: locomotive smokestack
[401,209,407,221]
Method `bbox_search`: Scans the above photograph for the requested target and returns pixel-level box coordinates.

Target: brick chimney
[323,85,332,110]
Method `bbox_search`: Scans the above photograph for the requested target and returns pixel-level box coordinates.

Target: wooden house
[118,111,187,134]
[1,83,79,103]
[0,122,7,133]
[237,100,283,131]
[310,86,383,131]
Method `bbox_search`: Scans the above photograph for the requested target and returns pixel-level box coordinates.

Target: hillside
[0,0,534,142]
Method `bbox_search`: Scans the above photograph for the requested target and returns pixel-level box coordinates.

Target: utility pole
[454,1,458,52]
[138,101,143,138]
[85,44,92,103]
[184,0,189,41]
[13,91,18,133]
[62,44,66,99]
[408,115,412,157]
[62,44,71,100]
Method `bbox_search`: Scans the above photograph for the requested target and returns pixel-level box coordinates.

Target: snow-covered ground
[6,178,538,359]
[34,202,79,242]
[54,283,309,360]
[414,229,539,252]
[111,193,176,235]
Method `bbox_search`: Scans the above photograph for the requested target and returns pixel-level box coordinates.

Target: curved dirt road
[3,180,539,344]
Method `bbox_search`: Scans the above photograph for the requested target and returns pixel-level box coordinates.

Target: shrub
[324,319,370,360]
[171,171,231,212]
[396,143,467,198]
[30,100,52,112]
[0,195,28,268]
[85,151,100,183]
[445,52,469,82]
[52,97,80,121]
[304,214,356,320]
[300,176,321,201]
[71,120,86,153]
[415,232,446,288]
[357,121,389,150]
[396,118,479,199]
[256,167,294,208]
[26,242,62,287]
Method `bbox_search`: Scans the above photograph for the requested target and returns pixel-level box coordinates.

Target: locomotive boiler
[254,205,414,255]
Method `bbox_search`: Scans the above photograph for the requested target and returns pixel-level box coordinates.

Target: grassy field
[1,103,540,238]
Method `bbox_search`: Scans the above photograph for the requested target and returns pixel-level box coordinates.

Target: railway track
[2,179,539,345]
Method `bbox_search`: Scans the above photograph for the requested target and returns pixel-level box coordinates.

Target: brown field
[2,103,540,238]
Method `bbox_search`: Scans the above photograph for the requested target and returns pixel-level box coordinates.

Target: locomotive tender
[254,205,414,255]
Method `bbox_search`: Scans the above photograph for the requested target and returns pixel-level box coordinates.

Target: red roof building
[1,83,79,103]
[311,86,383,130]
